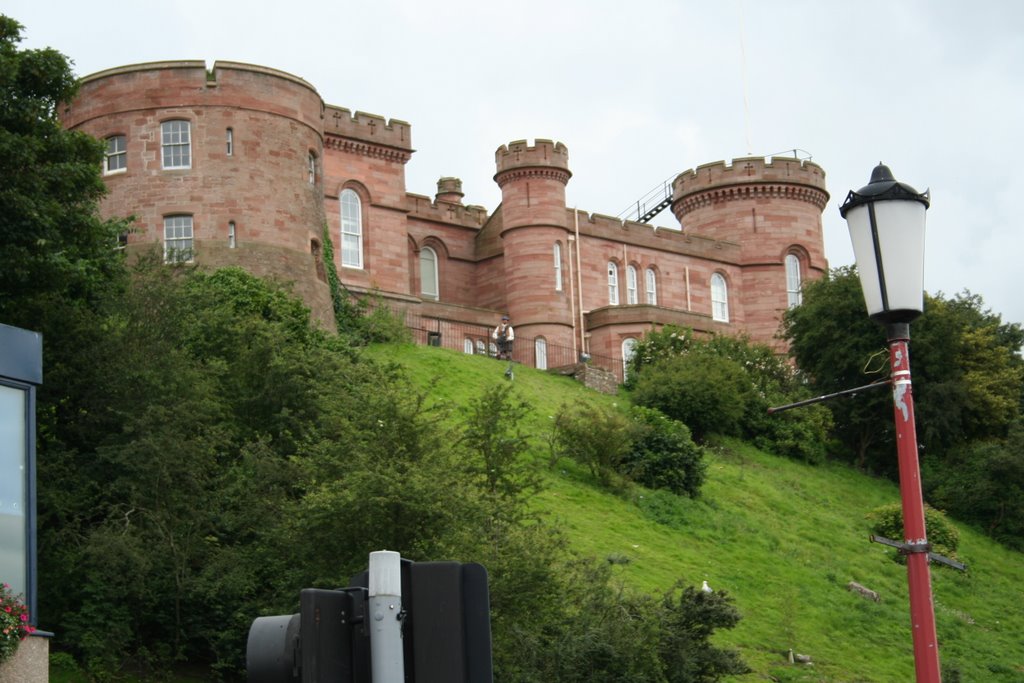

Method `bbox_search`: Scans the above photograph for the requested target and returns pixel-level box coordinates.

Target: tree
[781,267,893,470]
[782,268,1024,474]
[0,15,129,328]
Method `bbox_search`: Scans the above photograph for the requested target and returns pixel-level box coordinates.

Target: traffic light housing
[246,558,492,683]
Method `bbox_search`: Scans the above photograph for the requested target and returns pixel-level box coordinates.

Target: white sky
[8,0,1023,327]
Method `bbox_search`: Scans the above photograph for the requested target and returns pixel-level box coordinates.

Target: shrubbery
[552,402,707,498]
[866,503,961,565]
[626,326,831,461]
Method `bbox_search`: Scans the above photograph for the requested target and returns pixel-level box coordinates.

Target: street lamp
[840,163,940,683]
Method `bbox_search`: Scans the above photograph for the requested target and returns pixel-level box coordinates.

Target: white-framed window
[645,267,657,305]
[553,242,563,291]
[226,128,234,156]
[420,247,439,300]
[488,342,498,357]
[104,135,126,174]
[626,265,638,304]
[340,189,363,268]
[464,338,474,354]
[475,340,486,355]
[308,152,316,184]
[535,337,548,370]
[622,337,638,382]
[786,253,802,307]
[228,221,236,249]
[711,273,729,322]
[161,120,191,169]
[163,215,194,263]
[608,262,619,305]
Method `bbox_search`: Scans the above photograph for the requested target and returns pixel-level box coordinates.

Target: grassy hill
[366,343,1024,682]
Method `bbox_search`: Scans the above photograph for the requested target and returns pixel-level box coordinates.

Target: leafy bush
[866,503,960,565]
[625,407,707,498]
[553,403,634,485]
[632,354,752,442]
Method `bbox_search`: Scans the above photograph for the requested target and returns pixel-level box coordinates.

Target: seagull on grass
[701,580,713,593]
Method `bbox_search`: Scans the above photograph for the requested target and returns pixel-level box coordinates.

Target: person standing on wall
[492,315,514,360]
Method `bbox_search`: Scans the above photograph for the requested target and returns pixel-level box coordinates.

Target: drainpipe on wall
[574,209,586,355]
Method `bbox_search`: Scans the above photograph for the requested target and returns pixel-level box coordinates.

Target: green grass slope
[366,343,1024,682]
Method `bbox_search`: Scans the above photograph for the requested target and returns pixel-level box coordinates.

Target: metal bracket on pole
[869,535,967,571]
[767,379,890,414]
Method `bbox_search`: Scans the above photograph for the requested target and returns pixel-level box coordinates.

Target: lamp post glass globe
[839,163,929,326]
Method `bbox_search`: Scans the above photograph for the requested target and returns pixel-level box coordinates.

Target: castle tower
[672,157,830,347]
[494,140,575,357]
[61,61,334,327]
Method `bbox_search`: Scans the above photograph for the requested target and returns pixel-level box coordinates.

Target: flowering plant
[0,582,34,664]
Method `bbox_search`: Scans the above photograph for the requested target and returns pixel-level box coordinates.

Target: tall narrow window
[228,221,236,249]
[553,242,563,291]
[608,262,619,305]
[464,339,474,354]
[622,337,638,382]
[645,268,657,305]
[340,189,363,268]
[786,253,803,307]
[163,215,194,263]
[161,120,191,169]
[308,152,316,184]
[420,247,439,300]
[711,273,729,322]
[226,128,234,156]
[535,337,548,370]
[104,135,126,174]
[626,265,638,304]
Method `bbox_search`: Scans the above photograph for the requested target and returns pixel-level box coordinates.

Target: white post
[368,550,405,683]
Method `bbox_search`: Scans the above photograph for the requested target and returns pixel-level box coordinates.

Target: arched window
[622,338,638,382]
[645,268,657,305]
[475,340,486,355]
[608,262,619,305]
[228,221,237,249]
[711,273,729,322]
[553,242,563,291]
[488,342,498,357]
[340,189,363,268]
[226,128,233,156]
[464,338,474,354]
[626,265,638,304]
[786,253,803,307]
[420,247,439,300]
[535,337,548,370]
[308,152,317,184]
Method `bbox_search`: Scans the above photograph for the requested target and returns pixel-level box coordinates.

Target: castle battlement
[673,156,829,213]
[324,105,413,151]
[407,192,488,227]
[494,139,571,177]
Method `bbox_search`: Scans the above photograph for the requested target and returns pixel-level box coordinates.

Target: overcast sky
[7,0,1023,327]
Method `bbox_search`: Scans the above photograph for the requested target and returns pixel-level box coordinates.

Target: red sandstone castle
[62,60,830,380]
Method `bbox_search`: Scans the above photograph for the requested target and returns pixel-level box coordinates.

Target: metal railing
[399,310,623,381]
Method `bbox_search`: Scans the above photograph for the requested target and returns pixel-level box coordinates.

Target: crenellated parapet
[407,192,488,227]
[673,156,829,215]
[323,105,413,163]
[494,139,571,187]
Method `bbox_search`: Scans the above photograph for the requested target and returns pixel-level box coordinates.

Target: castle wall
[63,60,831,382]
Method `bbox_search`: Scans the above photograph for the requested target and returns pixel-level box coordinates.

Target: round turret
[672,156,830,347]
[61,60,334,327]
[493,140,574,353]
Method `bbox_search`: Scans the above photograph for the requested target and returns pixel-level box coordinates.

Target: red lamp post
[840,164,940,683]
